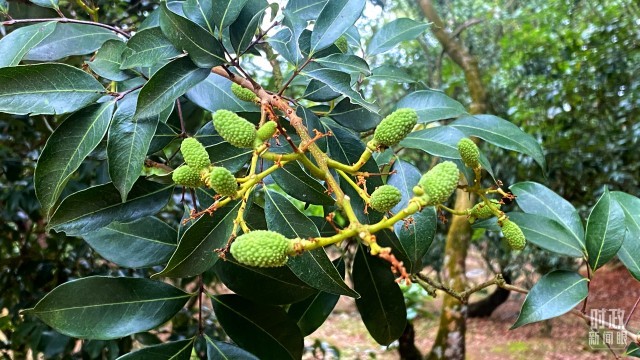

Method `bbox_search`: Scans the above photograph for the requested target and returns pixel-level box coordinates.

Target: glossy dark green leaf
[315,54,370,76]
[120,27,181,69]
[353,245,407,345]
[0,64,105,115]
[386,159,420,213]
[264,188,320,239]
[212,0,250,33]
[29,0,58,8]
[154,201,240,278]
[506,212,585,258]
[182,0,216,33]
[87,40,134,81]
[214,254,316,305]
[310,0,365,53]
[159,2,226,68]
[117,339,194,360]
[82,217,177,268]
[267,28,298,65]
[24,23,118,61]
[368,65,415,83]
[35,102,115,217]
[586,188,625,271]
[211,294,303,360]
[230,0,268,53]
[367,18,428,56]
[196,122,253,173]
[400,125,467,159]
[0,22,56,67]
[451,115,546,171]
[48,180,174,236]
[329,97,381,132]
[303,79,341,102]
[135,57,209,119]
[26,277,191,340]
[205,335,259,360]
[271,162,334,205]
[286,0,327,21]
[627,342,640,358]
[186,74,260,112]
[396,90,467,123]
[612,192,640,281]
[393,208,437,274]
[511,270,587,329]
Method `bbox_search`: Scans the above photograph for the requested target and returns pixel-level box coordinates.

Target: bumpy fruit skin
[256,121,278,142]
[468,199,501,223]
[212,110,257,148]
[418,161,460,205]
[230,230,293,267]
[373,108,418,147]
[458,138,480,168]
[369,185,402,212]
[181,137,210,170]
[335,36,349,53]
[501,219,526,250]
[231,83,258,102]
[209,166,237,197]
[172,165,204,188]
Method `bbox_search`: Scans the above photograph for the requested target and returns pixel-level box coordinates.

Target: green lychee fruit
[369,185,402,212]
[230,230,293,267]
[231,83,258,102]
[457,138,480,168]
[500,219,526,251]
[373,108,418,147]
[418,161,460,205]
[468,199,501,223]
[209,166,237,197]
[172,165,204,188]
[180,137,210,170]
[256,121,278,142]
[335,36,349,53]
[212,110,257,148]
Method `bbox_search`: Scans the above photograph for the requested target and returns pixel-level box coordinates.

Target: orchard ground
[305,264,640,359]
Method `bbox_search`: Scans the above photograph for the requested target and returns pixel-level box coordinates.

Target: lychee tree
[0,1,639,359]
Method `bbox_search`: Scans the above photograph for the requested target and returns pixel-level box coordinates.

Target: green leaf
[26,277,191,340]
[0,22,56,67]
[396,90,467,123]
[230,0,268,53]
[303,79,341,102]
[353,245,407,345]
[82,217,177,269]
[400,125,467,159]
[586,188,625,271]
[506,212,585,257]
[510,182,585,252]
[186,74,260,112]
[329,98,381,132]
[159,2,226,68]
[210,294,304,360]
[120,27,181,69]
[214,254,316,305]
[286,0,327,21]
[205,335,259,360]
[182,0,216,33]
[271,162,334,206]
[627,342,640,358]
[48,180,174,236]
[29,0,58,9]
[387,159,420,213]
[511,270,588,329]
[87,40,134,81]
[154,201,240,278]
[368,65,415,83]
[612,192,640,281]
[117,339,194,360]
[393,209,437,274]
[35,102,115,217]
[367,18,428,56]
[0,64,105,115]
[315,54,371,76]
[24,23,118,61]
[135,57,210,119]
[211,0,250,34]
[451,115,547,171]
[310,0,365,54]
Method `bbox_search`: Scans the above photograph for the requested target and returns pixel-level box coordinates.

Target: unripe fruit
[230,230,293,267]
[418,161,459,205]
[172,165,204,188]
[335,36,349,53]
[500,219,526,251]
[212,110,257,148]
[231,83,258,102]
[180,137,210,170]
[468,199,501,223]
[457,138,480,168]
[256,121,278,142]
[209,166,237,197]
[373,108,418,147]
[369,185,402,212]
